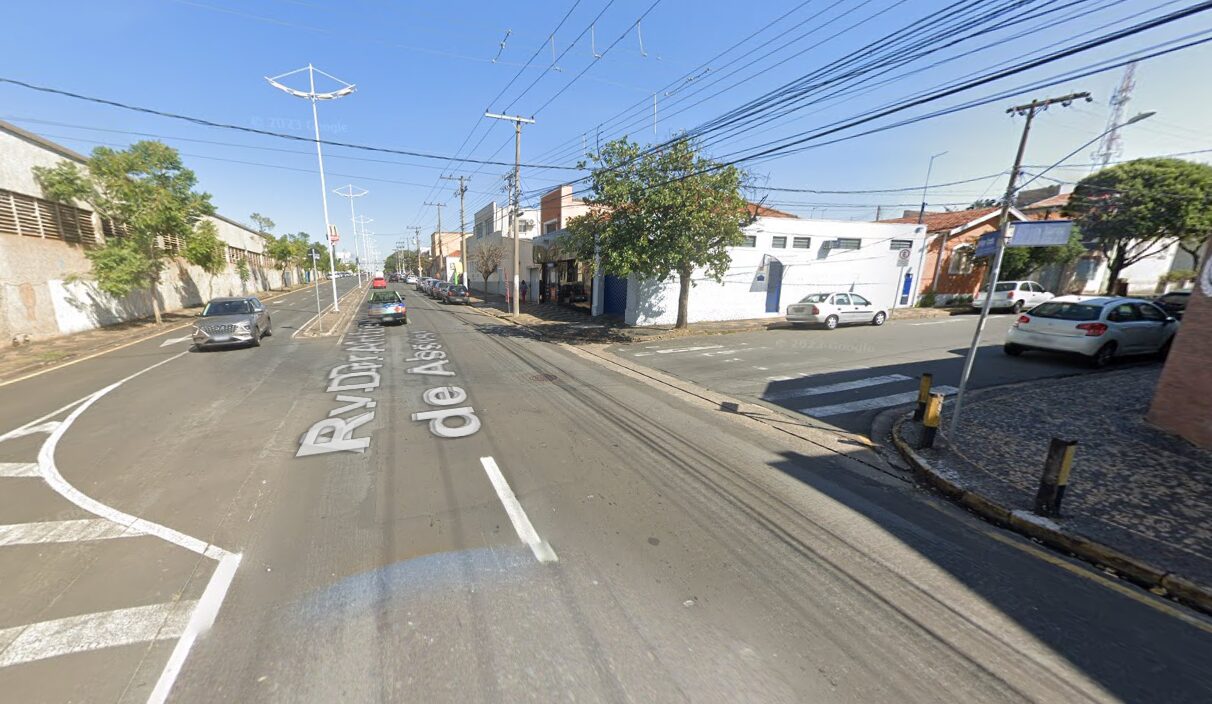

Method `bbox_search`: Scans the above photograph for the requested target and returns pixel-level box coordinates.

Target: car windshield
[798,293,831,303]
[993,282,1017,292]
[1028,301,1102,321]
[202,300,251,316]
[451,286,467,294]
[370,292,402,303]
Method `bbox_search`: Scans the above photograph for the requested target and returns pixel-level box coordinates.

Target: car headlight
[235,321,251,331]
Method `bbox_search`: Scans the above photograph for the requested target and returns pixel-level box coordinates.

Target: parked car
[972,280,1052,314]
[371,275,387,289]
[367,290,408,325]
[431,282,451,299]
[415,277,429,292]
[405,274,418,284]
[443,284,471,305]
[1004,296,1178,368]
[192,296,271,349]
[785,292,887,330]
[1154,289,1191,320]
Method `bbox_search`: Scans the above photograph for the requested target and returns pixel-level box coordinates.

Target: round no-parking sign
[896,247,911,267]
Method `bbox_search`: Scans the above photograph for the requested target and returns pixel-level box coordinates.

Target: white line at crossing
[0,519,146,547]
[762,374,913,402]
[0,462,39,478]
[801,385,958,417]
[0,600,196,668]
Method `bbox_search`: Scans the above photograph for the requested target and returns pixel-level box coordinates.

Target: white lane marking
[801,385,958,417]
[768,375,793,381]
[701,346,764,357]
[158,335,194,348]
[655,345,723,355]
[28,349,241,703]
[633,352,653,357]
[910,318,965,326]
[0,421,63,443]
[0,600,196,667]
[754,366,768,371]
[479,457,558,563]
[762,374,913,401]
[148,553,242,704]
[0,462,39,477]
[0,519,145,546]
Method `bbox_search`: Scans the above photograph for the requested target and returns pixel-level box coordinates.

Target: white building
[620,217,927,326]
[466,201,540,296]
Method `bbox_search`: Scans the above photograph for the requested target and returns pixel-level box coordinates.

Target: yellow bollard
[914,373,934,421]
[1035,438,1078,516]
[918,392,944,449]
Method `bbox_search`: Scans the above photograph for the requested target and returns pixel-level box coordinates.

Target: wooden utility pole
[485,112,535,315]
[424,201,445,279]
[442,175,470,285]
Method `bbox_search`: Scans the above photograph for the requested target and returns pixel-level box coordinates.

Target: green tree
[182,219,226,275]
[250,212,276,236]
[969,198,999,209]
[34,141,216,324]
[979,228,1087,280]
[474,242,503,293]
[562,136,750,328]
[1065,158,1212,293]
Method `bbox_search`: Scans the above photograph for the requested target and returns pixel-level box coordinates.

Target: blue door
[603,275,628,316]
[765,260,784,313]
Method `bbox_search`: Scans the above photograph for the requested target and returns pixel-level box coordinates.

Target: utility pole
[333,184,368,285]
[266,64,354,312]
[409,226,423,276]
[424,201,445,280]
[485,112,535,316]
[918,151,949,294]
[308,247,323,333]
[442,175,470,286]
[354,215,373,275]
[950,92,1090,438]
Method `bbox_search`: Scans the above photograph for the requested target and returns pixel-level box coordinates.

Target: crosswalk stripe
[0,519,146,546]
[800,385,958,417]
[655,345,723,354]
[763,374,912,401]
[0,462,39,478]
[0,600,197,667]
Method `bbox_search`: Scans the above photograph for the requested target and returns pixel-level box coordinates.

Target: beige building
[0,120,288,343]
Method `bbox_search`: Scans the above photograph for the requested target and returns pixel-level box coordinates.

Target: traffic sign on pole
[896,247,911,267]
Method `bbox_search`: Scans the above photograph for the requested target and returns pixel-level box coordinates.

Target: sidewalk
[0,283,314,384]
[468,290,964,344]
[893,367,1212,612]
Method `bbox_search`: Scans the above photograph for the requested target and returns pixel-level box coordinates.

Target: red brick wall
[920,224,996,295]
[1147,268,1212,448]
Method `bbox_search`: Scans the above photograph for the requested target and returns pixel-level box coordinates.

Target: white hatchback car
[1004,295,1179,367]
[786,292,887,330]
[973,280,1053,313]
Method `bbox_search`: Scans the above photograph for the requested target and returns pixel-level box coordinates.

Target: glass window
[850,294,871,306]
[949,246,975,275]
[1107,303,1140,322]
[834,293,851,305]
[771,236,787,248]
[1136,303,1166,321]
[1029,301,1101,321]
[740,235,757,247]
[792,237,811,249]
[890,240,912,250]
[798,293,830,303]
[834,238,861,250]
[993,282,1017,292]
[202,300,252,316]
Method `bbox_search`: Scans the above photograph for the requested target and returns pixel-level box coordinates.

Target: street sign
[1007,220,1073,247]
[975,231,1000,258]
[327,224,340,243]
[896,247,911,267]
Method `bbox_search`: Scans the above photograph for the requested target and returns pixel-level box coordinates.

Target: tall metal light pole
[266,64,354,311]
[950,92,1091,437]
[919,151,951,295]
[334,184,368,285]
[443,175,470,286]
[485,112,535,316]
[409,226,423,276]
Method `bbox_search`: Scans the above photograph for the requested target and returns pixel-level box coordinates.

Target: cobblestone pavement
[933,366,1212,585]
[467,290,963,343]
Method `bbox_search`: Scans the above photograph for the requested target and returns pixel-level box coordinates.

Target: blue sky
[2,0,1210,258]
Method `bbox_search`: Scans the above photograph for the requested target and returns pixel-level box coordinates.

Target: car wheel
[1012,300,1024,314]
[249,332,261,348]
[823,315,839,330]
[871,311,887,326]
[263,319,272,336]
[1003,343,1024,356]
[1089,342,1116,368]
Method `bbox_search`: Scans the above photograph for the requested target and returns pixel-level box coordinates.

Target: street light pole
[920,151,952,294]
[266,64,355,311]
[950,92,1091,438]
[334,185,368,285]
[485,112,535,316]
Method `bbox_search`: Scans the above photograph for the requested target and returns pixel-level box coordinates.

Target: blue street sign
[975,231,1000,258]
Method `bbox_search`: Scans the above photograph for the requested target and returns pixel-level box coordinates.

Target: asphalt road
[603,314,1162,435]
[1,284,1209,703]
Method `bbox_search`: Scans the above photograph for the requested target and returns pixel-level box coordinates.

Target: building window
[890,239,912,250]
[740,235,757,247]
[949,245,975,275]
[0,188,99,245]
[792,236,811,249]
[771,236,787,248]
[834,238,861,250]
[543,219,558,234]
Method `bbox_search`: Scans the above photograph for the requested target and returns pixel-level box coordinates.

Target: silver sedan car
[192,296,272,349]
[785,292,887,329]
[1003,295,1178,367]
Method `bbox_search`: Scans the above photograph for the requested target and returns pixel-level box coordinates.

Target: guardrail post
[918,392,944,449]
[914,373,934,421]
[1034,438,1078,517]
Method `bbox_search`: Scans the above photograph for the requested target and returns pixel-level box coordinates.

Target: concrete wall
[624,219,925,326]
[1075,241,1181,295]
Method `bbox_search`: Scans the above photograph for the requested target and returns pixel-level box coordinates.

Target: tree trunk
[675,265,692,329]
[1103,245,1127,295]
[149,283,162,325]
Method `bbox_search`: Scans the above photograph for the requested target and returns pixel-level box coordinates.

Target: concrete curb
[891,415,1212,617]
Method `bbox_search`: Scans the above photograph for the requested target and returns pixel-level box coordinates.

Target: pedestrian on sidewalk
[520,280,528,304]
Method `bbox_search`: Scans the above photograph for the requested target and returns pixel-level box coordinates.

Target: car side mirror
[1166,317,1177,324]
